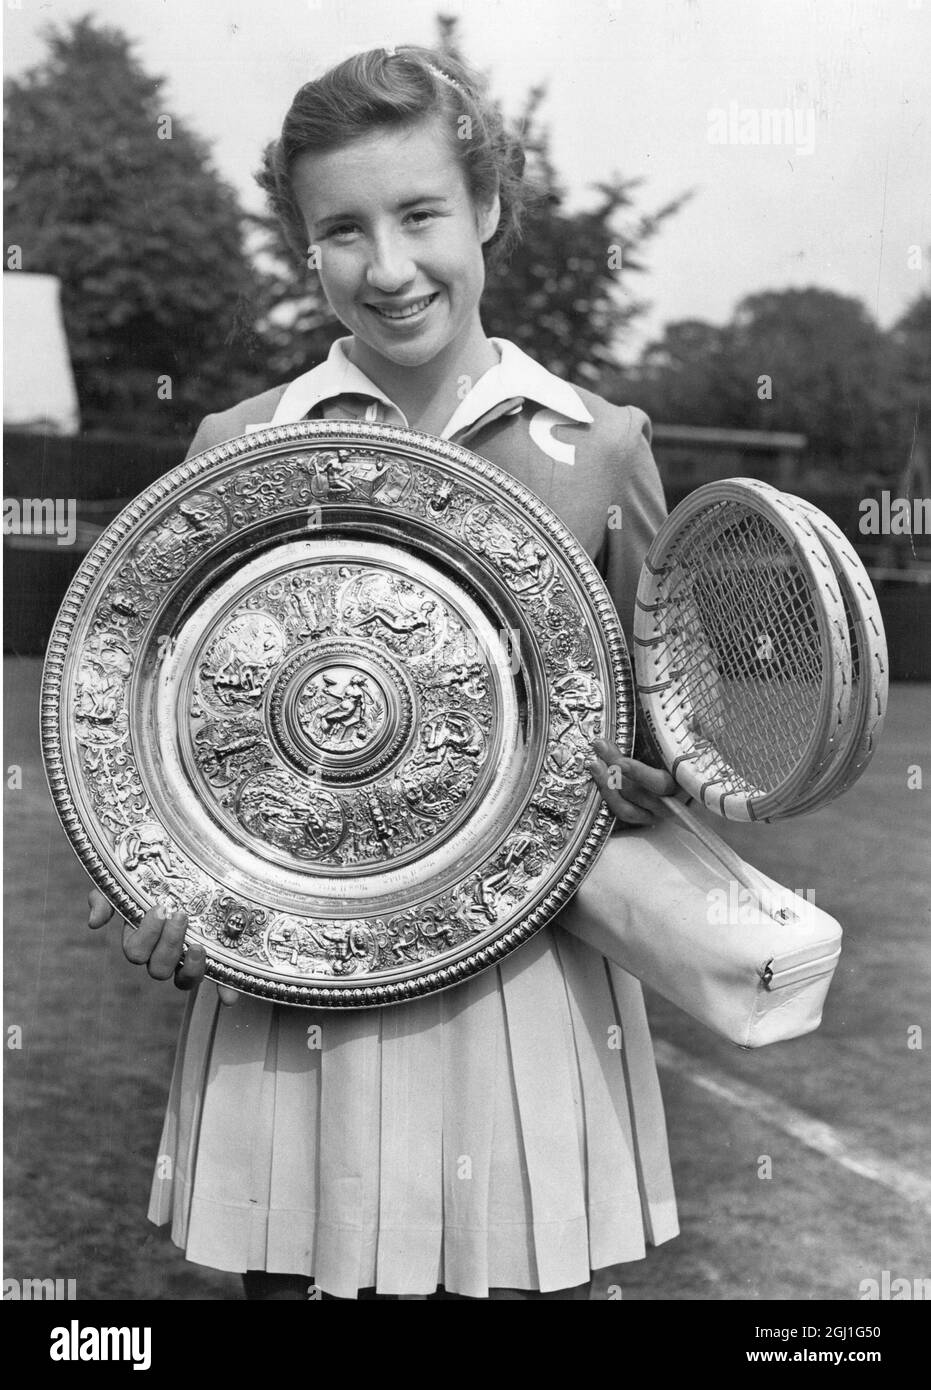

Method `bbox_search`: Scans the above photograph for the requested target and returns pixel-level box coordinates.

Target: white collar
[268,336,593,437]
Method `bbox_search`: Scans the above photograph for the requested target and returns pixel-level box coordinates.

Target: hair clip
[386,45,466,98]
[423,62,466,97]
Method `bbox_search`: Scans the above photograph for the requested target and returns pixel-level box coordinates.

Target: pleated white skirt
[147,923,679,1298]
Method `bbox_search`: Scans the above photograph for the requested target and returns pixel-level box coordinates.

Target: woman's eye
[407,210,438,227]
[326,224,359,240]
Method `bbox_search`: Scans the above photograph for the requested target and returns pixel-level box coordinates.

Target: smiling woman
[86,42,679,1302]
[289,119,500,432]
[258,46,521,434]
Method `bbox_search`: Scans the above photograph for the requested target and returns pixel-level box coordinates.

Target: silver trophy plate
[42,421,633,1006]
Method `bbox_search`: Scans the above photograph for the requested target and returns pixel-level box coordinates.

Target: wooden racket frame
[772,493,889,816]
[634,479,851,821]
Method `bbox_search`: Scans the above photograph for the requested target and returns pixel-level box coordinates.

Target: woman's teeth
[369,294,437,320]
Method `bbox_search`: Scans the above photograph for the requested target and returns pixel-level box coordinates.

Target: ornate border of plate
[41,420,634,1007]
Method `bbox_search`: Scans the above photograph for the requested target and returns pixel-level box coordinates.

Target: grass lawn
[4,657,929,1300]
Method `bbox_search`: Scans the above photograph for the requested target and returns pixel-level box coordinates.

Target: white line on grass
[653,1039,931,1215]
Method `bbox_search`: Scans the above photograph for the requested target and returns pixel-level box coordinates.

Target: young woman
[88,43,679,1301]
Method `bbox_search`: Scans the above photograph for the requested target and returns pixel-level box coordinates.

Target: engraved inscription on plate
[186,560,498,870]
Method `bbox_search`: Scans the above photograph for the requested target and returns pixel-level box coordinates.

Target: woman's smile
[365,291,441,325]
[291,118,500,387]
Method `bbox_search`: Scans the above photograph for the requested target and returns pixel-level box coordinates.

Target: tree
[888,291,931,456]
[730,289,899,470]
[626,287,904,476]
[4,15,264,438]
[482,103,687,384]
[242,212,341,386]
[625,318,747,429]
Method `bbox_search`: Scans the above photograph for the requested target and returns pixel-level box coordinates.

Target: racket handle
[661,796,798,919]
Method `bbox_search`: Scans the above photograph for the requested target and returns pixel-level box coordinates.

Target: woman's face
[291,117,500,373]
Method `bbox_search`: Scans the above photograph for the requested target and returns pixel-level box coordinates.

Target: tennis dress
[147,337,679,1297]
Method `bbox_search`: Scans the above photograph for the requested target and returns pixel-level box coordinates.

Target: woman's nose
[365,236,416,293]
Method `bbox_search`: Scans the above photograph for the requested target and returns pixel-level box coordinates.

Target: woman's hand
[87,888,240,1005]
[585,737,677,826]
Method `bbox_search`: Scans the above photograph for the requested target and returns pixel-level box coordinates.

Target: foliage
[887,291,931,467]
[4,15,264,438]
[14,8,917,486]
[481,98,687,384]
[623,286,917,477]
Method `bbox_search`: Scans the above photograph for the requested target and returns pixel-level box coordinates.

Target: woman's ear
[477,192,501,246]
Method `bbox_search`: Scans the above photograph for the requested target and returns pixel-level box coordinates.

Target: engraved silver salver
[41,422,634,1006]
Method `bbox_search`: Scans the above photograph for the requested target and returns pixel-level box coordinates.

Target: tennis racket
[633,479,852,822]
[713,481,889,816]
[767,492,889,816]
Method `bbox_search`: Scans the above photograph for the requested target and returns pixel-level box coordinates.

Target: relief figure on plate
[194,715,270,790]
[430,659,488,701]
[237,771,344,857]
[264,917,377,975]
[381,907,455,962]
[310,452,356,498]
[298,667,384,750]
[202,613,285,707]
[132,491,228,583]
[472,831,541,922]
[464,506,554,596]
[551,658,604,742]
[420,711,485,775]
[74,635,133,745]
[287,573,332,640]
[350,594,438,639]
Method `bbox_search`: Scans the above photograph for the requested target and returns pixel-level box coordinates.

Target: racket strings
[652,502,825,793]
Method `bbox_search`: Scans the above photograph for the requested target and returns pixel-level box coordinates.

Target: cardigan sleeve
[598,405,667,650]
[183,413,223,461]
[181,384,291,459]
[596,405,668,768]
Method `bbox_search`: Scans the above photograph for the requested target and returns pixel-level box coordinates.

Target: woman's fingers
[122,905,167,964]
[585,754,655,824]
[94,890,236,1000]
[147,909,189,980]
[174,941,206,992]
[87,887,114,930]
[586,740,677,825]
[121,904,188,979]
[593,741,677,799]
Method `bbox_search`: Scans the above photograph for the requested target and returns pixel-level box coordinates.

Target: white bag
[555,818,842,1048]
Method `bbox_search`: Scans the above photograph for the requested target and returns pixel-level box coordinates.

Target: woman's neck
[347,322,500,436]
